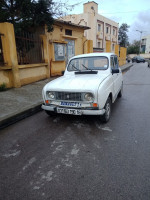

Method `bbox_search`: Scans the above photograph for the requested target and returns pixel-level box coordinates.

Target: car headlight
[84,93,94,102]
[47,91,55,100]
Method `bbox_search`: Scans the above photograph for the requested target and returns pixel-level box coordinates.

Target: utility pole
[136,30,143,55]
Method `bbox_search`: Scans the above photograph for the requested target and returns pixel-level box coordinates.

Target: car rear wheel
[100,97,111,123]
[118,83,123,98]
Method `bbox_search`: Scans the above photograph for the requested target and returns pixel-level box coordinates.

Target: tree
[51,0,75,18]
[0,0,79,32]
[127,40,140,54]
[0,0,54,32]
[118,23,130,47]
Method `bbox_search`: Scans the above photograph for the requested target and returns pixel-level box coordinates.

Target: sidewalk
[0,63,133,129]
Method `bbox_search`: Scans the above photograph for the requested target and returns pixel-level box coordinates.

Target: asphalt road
[0,63,150,200]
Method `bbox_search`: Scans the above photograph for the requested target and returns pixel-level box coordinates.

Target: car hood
[44,74,109,92]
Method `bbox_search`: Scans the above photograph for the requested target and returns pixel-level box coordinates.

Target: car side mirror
[112,68,119,74]
[61,71,65,75]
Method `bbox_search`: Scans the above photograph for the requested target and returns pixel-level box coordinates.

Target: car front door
[111,56,122,98]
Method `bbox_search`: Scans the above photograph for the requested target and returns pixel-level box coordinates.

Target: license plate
[60,102,81,107]
[57,108,82,115]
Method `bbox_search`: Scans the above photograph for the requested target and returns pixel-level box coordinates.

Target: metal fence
[0,34,4,66]
[15,31,44,65]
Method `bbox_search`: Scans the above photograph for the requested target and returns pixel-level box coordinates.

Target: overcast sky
[58,0,150,43]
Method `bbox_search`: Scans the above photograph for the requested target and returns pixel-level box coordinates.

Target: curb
[0,103,42,130]
[121,64,133,72]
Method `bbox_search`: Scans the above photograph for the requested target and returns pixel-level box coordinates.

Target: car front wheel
[45,110,57,117]
[100,97,111,123]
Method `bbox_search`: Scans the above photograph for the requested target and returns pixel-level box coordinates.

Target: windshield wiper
[82,64,93,71]
[71,64,81,71]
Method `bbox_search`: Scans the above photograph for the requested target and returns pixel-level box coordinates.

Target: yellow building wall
[115,44,119,57]
[18,64,48,85]
[106,41,111,52]
[84,40,93,53]
[0,69,13,88]
[105,40,126,66]
[51,61,66,76]
[0,23,18,67]
[119,47,127,66]
[0,23,49,88]
[0,22,21,88]
[47,23,93,76]
[0,22,93,87]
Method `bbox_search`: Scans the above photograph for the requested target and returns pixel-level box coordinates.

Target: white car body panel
[42,53,123,118]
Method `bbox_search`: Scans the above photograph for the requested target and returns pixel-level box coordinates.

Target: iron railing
[15,31,44,65]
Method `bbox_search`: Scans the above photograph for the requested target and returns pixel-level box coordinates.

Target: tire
[45,110,57,116]
[100,97,111,123]
[118,83,123,98]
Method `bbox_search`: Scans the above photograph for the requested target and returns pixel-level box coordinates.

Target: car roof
[134,56,144,58]
[70,52,116,60]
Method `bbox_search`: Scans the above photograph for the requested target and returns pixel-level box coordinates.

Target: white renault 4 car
[42,53,123,123]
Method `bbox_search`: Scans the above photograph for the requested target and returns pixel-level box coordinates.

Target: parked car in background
[42,53,123,123]
[132,56,145,63]
[145,58,150,67]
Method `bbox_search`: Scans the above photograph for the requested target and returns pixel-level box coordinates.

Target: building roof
[83,1,98,5]
[54,19,91,30]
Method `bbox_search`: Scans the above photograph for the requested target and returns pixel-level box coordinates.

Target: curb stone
[0,103,42,130]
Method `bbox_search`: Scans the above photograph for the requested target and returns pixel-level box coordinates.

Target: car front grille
[55,92,82,101]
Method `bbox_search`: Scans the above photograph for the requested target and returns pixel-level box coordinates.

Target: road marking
[42,171,54,182]
[95,122,112,132]
[23,157,36,171]
[71,144,79,155]
[2,149,21,158]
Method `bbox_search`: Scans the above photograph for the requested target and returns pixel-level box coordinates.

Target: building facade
[0,21,92,88]
[47,19,92,76]
[61,1,119,52]
[141,34,150,53]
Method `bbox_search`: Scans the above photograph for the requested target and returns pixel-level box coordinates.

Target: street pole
[136,30,143,56]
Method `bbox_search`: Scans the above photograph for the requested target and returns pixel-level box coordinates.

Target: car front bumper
[42,104,105,116]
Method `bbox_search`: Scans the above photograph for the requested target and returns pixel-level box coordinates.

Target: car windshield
[137,56,144,59]
[67,56,108,71]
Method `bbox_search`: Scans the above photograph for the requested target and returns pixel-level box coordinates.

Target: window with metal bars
[15,31,44,65]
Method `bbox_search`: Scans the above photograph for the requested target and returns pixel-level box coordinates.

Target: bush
[0,83,7,91]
